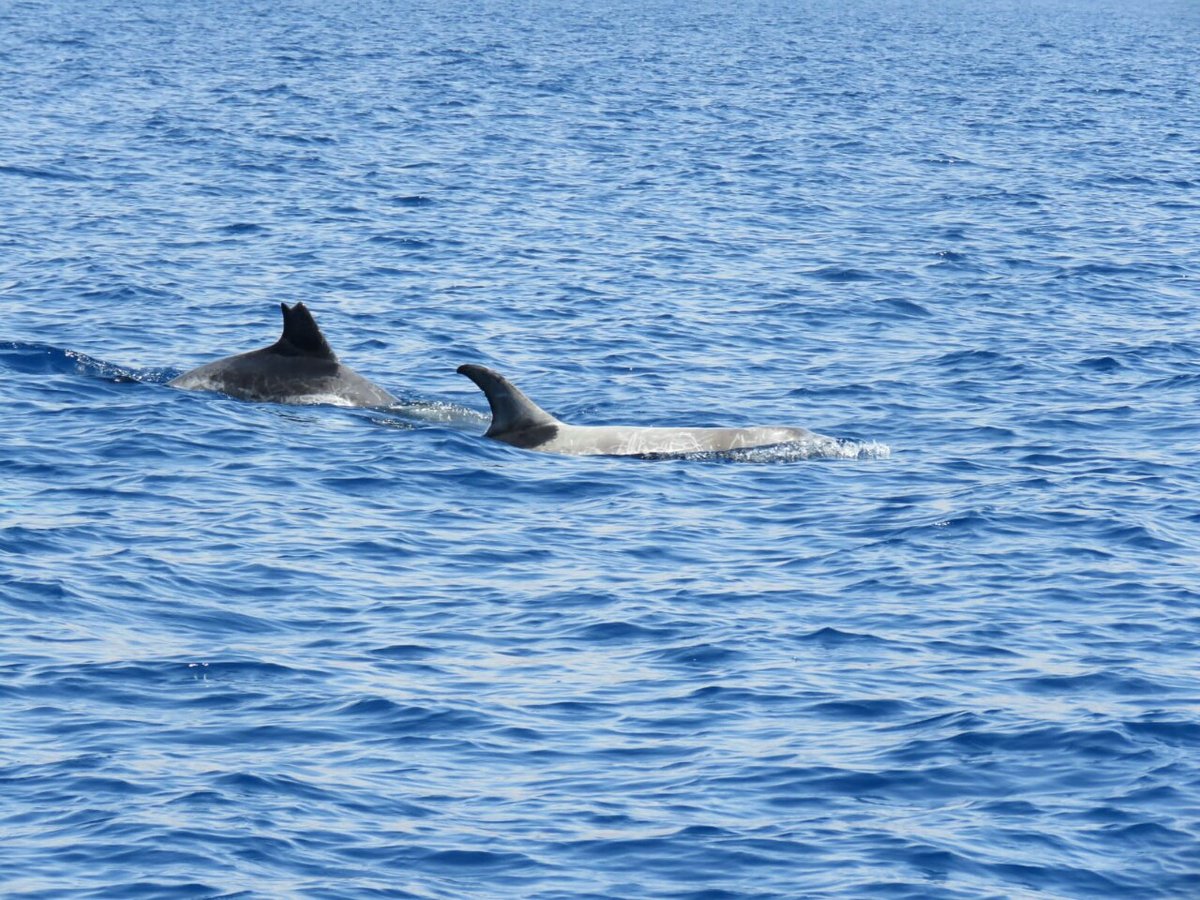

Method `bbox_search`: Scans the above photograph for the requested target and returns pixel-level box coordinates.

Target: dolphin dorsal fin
[270,302,337,360]
[457,365,559,437]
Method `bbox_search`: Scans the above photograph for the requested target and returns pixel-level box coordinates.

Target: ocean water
[2,0,1199,897]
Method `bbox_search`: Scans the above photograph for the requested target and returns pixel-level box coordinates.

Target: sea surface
[3,1,1199,897]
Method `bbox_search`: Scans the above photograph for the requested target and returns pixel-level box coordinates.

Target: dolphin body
[169,303,396,407]
[457,364,820,457]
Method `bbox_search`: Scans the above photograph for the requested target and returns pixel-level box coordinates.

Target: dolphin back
[169,302,396,407]
[456,365,827,457]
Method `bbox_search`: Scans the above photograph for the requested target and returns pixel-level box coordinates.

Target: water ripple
[3,0,1200,897]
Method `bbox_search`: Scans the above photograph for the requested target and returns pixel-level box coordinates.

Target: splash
[641,437,891,463]
[723,437,891,462]
[386,399,490,427]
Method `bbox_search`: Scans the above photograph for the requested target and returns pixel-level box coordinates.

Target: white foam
[712,438,891,463]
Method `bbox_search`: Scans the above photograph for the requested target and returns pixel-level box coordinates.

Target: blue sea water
[3,0,1200,896]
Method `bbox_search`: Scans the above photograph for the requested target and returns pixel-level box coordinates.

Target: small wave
[369,265,421,277]
[368,233,432,248]
[264,131,338,146]
[810,698,916,720]
[933,249,969,263]
[216,222,268,235]
[0,163,89,182]
[1077,355,1124,372]
[370,644,438,661]
[786,383,878,400]
[1013,672,1170,697]
[647,642,742,668]
[0,341,170,383]
[1141,373,1200,390]
[247,83,313,101]
[921,153,978,166]
[874,297,932,318]
[793,626,896,648]
[803,266,877,283]
[935,348,1008,366]
[421,849,535,872]
[387,194,435,207]
[574,621,678,642]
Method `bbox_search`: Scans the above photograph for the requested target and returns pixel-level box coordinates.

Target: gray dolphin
[169,302,396,407]
[457,364,821,456]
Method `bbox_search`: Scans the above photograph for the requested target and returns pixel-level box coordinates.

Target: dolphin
[457,364,821,456]
[169,303,397,407]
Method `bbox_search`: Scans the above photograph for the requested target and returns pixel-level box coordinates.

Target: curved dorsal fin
[457,365,559,438]
[269,302,337,360]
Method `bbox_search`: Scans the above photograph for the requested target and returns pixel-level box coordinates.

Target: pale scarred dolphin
[169,303,396,407]
[457,364,822,456]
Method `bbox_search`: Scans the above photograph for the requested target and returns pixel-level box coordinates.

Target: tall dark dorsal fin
[457,365,560,440]
[270,302,337,360]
